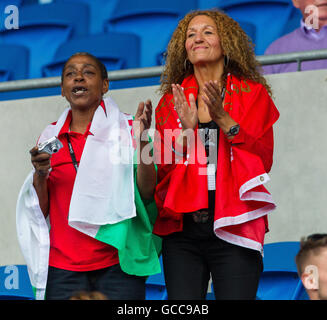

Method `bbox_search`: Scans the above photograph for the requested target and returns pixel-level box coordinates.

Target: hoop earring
[184,58,191,71]
[224,55,230,69]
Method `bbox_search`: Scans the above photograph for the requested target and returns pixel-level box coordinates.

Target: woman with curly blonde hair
[153,9,280,300]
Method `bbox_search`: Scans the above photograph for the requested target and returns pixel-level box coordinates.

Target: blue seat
[210,0,296,54]
[256,242,309,300]
[42,32,141,78]
[104,0,198,67]
[146,256,167,300]
[0,265,34,300]
[0,44,29,81]
[55,0,119,34]
[280,6,303,35]
[0,2,90,78]
[237,20,256,43]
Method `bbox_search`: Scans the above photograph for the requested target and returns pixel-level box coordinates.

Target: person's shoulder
[123,113,133,120]
[123,113,134,127]
[232,75,264,91]
[264,28,301,54]
[155,92,173,115]
[231,76,271,102]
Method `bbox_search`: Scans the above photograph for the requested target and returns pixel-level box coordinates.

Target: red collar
[58,100,106,137]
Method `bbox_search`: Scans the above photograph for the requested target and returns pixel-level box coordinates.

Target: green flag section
[95,152,162,277]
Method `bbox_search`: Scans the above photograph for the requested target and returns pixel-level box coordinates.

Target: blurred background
[0,0,303,100]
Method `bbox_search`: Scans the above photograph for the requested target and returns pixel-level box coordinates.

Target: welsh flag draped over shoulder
[153,73,279,254]
[16,97,161,300]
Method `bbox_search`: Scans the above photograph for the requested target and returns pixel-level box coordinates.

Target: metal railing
[0,49,327,93]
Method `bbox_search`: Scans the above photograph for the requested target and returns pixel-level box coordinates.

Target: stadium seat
[205,0,296,55]
[42,32,141,77]
[104,0,198,67]
[0,70,10,82]
[206,279,215,300]
[0,265,34,300]
[256,242,309,300]
[0,44,29,81]
[237,20,256,43]
[198,0,224,8]
[280,5,303,36]
[145,256,167,300]
[55,0,119,34]
[0,2,90,78]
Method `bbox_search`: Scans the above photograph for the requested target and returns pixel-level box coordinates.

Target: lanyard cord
[65,133,78,172]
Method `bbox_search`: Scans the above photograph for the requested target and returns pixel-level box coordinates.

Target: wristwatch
[226,124,240,137]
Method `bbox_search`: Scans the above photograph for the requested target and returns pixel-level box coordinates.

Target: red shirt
[47,103,120,271]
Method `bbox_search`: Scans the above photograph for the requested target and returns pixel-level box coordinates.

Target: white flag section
[16,97,137,299]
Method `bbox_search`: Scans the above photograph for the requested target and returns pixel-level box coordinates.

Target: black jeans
[45,264,146,300]
[162,213,263,300]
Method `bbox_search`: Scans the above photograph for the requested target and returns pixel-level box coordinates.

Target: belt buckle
[192,210,209,223]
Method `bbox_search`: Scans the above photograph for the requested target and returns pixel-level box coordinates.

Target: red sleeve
[226,82,279,193]
[229,83,279,173]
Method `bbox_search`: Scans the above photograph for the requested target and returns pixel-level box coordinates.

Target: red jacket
[153,74,280,253]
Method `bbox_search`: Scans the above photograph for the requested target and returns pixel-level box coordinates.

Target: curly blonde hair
[159,9,271,96]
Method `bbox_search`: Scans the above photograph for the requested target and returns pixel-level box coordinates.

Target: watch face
[230,125,240,135]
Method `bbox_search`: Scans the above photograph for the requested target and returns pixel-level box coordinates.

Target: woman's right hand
[29,146,50,217]
[30,146,52,178]
[172,84,198,131]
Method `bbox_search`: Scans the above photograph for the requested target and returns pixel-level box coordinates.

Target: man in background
[295,234,327,300]
[263,0,327,74]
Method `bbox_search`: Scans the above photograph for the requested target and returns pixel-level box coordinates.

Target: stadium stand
[0,2,90,78]
[104,0,198,67]
[0,0,305,84]
[0,44,29,81]
[42,31,142,89]
[55,0,119,34]
[42,32,141,77]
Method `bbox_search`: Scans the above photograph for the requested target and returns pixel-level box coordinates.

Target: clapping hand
[172,84,198,131]
[134,100,152,141]
[201,80,226,122]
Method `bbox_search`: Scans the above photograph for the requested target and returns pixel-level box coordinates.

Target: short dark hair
[295,233,327,275]
[61,52,108,83]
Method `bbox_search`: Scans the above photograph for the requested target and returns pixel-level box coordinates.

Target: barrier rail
[0,49,327,93]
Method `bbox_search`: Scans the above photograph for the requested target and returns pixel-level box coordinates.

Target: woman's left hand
[201,80,226,122]
[134,99,155,200]
[134,100,152,141]
[201,80,238,136]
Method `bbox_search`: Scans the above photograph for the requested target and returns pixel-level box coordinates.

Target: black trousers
[162,212,263,300]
